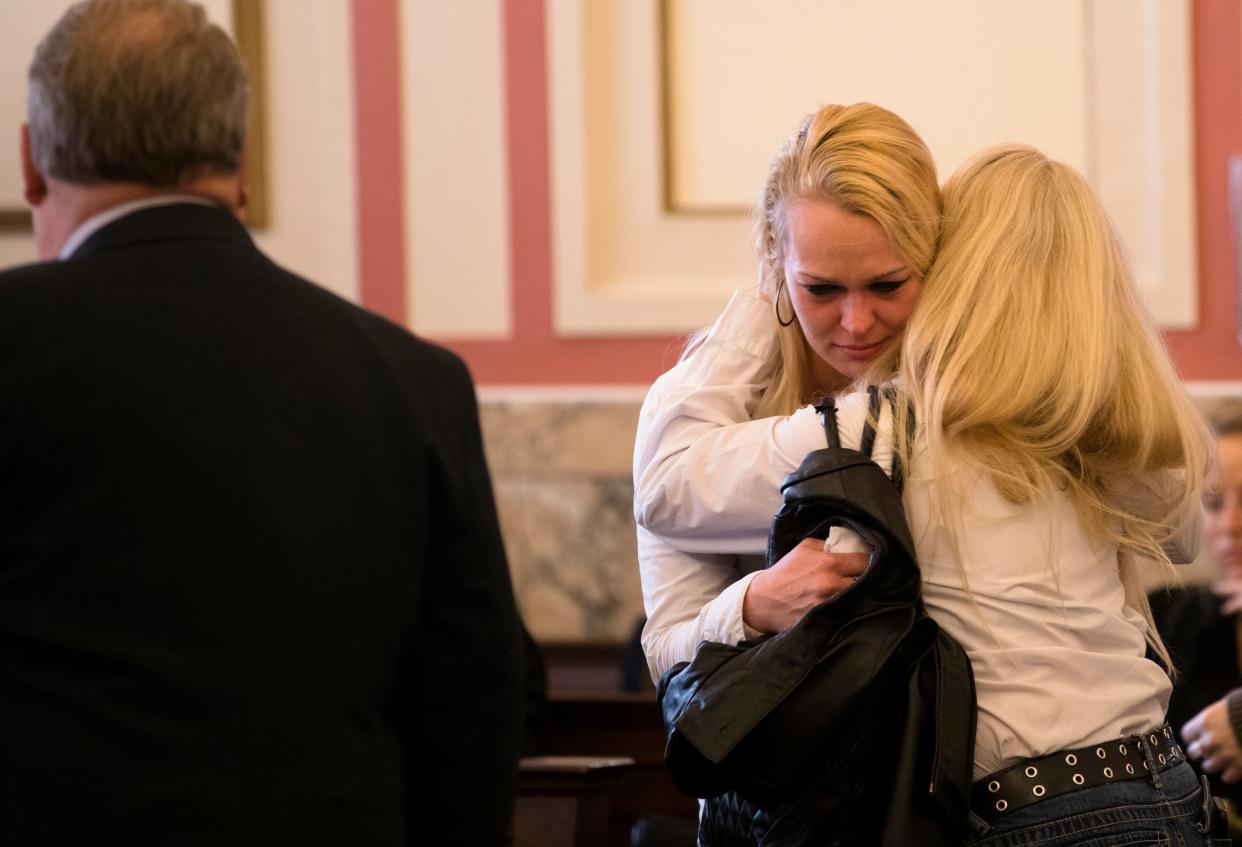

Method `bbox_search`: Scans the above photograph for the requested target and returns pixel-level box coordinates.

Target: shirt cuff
[710,569,765,643]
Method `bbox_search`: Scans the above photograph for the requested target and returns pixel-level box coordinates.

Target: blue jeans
[966,760,1229,846]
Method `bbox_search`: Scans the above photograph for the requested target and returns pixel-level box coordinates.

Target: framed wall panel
[548,0,1197,334]
[1086,0,1197,328]
[548,0,755,335]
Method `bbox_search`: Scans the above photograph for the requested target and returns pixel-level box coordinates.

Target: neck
[34,172,243,260]
[805,352,850,399]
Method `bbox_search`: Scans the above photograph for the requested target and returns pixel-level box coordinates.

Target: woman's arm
[632,288,827,553]
[638,528,868,681]
[635,295,897,679]
[637,526,761,681]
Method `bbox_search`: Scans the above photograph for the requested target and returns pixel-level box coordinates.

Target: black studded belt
[970,725,1184,824]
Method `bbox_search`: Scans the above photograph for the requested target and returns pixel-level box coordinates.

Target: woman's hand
[1182,696,1242,783]
[741,537,869,634]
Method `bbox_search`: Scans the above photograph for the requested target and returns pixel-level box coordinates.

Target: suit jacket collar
[69,202,256,260]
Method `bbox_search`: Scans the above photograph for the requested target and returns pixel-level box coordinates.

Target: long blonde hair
[749,102,941,416]
[894,144,1211,664]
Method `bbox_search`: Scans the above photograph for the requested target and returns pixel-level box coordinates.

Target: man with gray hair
[0,2,525,844]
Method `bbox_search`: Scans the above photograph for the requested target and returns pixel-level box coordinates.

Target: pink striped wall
[350,0,407,329]
[352,0,1242,386]
[1165,0,1242,379]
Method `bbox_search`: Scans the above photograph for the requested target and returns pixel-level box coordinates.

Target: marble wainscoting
[479,395,646,644]
[477,389,1242,644]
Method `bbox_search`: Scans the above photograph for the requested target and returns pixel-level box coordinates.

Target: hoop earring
[774,280,796,327]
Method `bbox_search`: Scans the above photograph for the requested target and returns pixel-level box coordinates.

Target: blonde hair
[894,144,1211,666]
[750,103,941,416]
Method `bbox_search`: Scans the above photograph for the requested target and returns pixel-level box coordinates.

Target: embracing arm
[637,528,866,681]
[634,293,896,679]
[638,526,760,681]
[632,288,827,553]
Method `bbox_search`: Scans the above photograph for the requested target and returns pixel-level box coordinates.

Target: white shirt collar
[58,194,218,260]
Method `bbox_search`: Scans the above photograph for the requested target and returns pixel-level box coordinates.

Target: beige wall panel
[1087,0,1196,328]
[549,0,1197,335]
[401,0,511,338]
[665,0,1088,210]
[549,0,755,335]
[251,0,359,302]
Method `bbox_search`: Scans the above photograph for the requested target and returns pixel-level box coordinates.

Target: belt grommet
[1024,766,1038,778]
[1032,784,1045,797]
[988,780,1000,793]
[1150,734,1158,744]
[1096,747,1106,759]
[1164,727,1172,738]
[1143,761,1149,770]
[1065,753,1078,766]
[1104,767,1114,778]
[1072,773,1085,785]
[1126,763,1135,775]
[1158,754,1166,765]
[1118,743,1127,755]
[996,800,1008,812]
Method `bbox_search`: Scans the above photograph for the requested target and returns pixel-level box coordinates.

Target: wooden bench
[514,756,635,847]
[516,691,697,847]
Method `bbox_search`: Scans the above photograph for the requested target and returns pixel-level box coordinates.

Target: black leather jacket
[657,421,976,847]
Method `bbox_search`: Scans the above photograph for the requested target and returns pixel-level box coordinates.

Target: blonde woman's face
[782,199,921,387]
[1205,434,1242,578]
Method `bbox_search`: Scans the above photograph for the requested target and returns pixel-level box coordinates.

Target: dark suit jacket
[0,203,525,846]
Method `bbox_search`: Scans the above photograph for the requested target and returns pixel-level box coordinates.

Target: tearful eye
[800,284,842,297]
[870,279,909,294]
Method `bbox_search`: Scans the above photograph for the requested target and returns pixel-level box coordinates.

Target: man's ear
[21,124,47,207]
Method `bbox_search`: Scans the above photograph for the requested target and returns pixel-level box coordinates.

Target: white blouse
[634,287,1194,778]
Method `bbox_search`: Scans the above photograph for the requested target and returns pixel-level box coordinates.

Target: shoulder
[828,389,886,448]
[338,296,477,399]
[368,310,469,378]
[0,257,81,291]
[251,258,476,394]
[0,258,97,328]
[831,390,873,422]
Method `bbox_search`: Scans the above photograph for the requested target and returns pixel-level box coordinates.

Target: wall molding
[546,0,1197,335]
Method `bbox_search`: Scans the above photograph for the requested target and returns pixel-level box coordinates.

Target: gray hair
[28,0,248,187]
